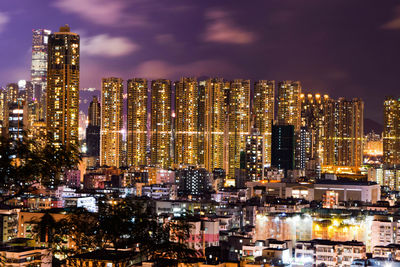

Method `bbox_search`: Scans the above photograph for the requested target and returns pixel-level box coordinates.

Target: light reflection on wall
[255,213,374,251]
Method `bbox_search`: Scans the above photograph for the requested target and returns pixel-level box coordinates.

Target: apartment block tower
[150,79,172,168]
[127,78,148,167]
[46,25,79,148]
[174,77,200,166]
[100,78,123,167]
[277,81,302,131]
[383,97,400,165]
[322,98,364,170]
[253,80,275,168]
[226,79,251,177]
[300,93,330,162]
[202,78,229,172]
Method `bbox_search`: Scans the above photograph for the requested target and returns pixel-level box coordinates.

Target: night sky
[1,0,400,124]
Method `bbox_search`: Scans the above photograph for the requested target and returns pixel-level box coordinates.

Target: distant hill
[365,118,382,134]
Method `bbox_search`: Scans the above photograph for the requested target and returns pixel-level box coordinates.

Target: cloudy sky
[0,0,400,123]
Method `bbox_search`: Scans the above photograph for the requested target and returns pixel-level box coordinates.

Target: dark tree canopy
[0,136,80,204]
[34,198,200,265]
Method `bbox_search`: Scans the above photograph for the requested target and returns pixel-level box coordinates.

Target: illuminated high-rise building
[27,101,40,129]
[322,98,364,171]
[295,126,312,169]
[253,80,275,167]
[46,25,79,148]
[383,97,400,165]
[6,83,19,103]
[31,29,51,113]
[226,79,251,177]
[245,128,264,181]
[299,93,330,166]
[202,78,229,171]
[150,79,172,168]
[174,77,199,165]
[18,80,34,103]
[6,100,28,141]
[88,96,101,127]
[86,96,101,157]
[277,81,301,131]
[0,88,5,135]
[127,78,148,167]
[100,78,123,167]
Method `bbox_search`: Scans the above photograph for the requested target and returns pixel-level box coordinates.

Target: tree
[34,198,200,266]
[0,136,80,204]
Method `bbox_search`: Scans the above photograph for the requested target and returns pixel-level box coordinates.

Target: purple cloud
[133,59,240,80]
[0,12,9,32]
[203,9,256,44]
[81,34,140,57]
[382,5,400,29]
[53,0,146,27]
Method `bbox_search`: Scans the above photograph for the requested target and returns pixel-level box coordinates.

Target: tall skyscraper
[46,25,79,148]
[100,78,123,167]
[32,29,51,121]
[300,93,330,160]
[88,96,101,126]
[127,78,148,167]
[253,80,275,167]
[227,79,251,177]
[86,96,101,157]
[322,98,364,170]
[31,29,51,101]
[0,88,5,136]
[150,79,172,168]
[271,125,295,170]
[202,78,229,172]
[383,97,400,165]
[277,81,302,131]
[175,77,200,165]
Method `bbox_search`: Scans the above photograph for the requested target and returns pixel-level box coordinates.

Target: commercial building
[31,29,51,120]
[86,96,101,157]
[46,25,80,148]
[314,180,380,203]
[271,125,295,170]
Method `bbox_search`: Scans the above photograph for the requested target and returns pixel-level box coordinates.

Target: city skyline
[1,1,400,124]
[3,2,400,265]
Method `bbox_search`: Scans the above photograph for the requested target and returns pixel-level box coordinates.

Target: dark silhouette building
[86,96,100,157]
[271,125,295,170]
